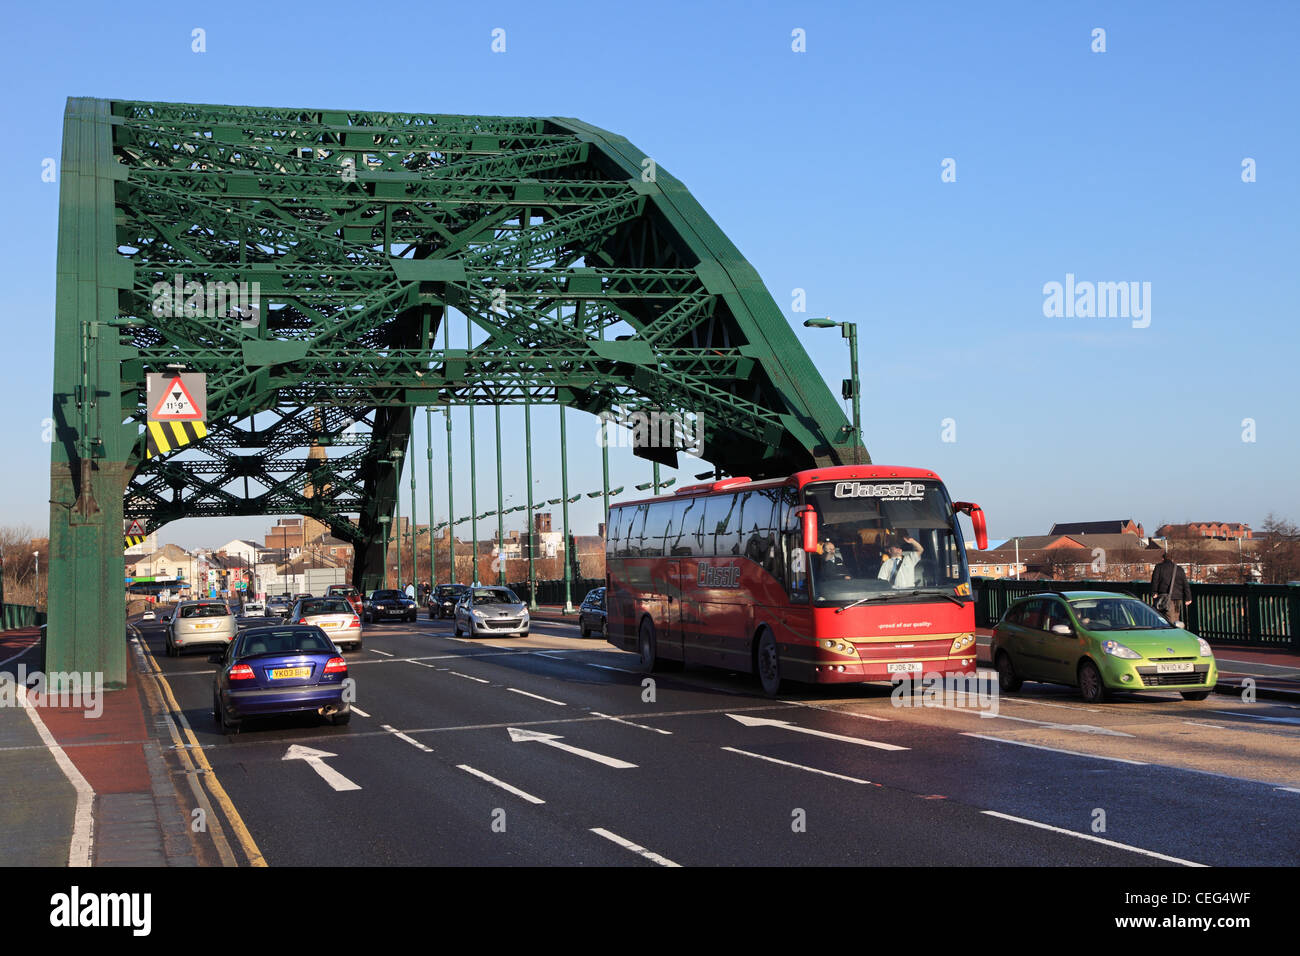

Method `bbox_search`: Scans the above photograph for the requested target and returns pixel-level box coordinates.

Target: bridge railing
[971,577,1299,650]
[505,578,603,608]
[1,604,47,631]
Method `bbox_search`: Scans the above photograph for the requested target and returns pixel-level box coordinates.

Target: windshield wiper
[833,589,965,613]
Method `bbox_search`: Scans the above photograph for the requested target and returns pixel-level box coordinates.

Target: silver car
[453,587,530,638]
[167,600,238,656]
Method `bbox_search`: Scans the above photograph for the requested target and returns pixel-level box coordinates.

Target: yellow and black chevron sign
[125,535,147,550]
[145,420,208,459]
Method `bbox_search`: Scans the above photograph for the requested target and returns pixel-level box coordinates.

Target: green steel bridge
[49,98,863,686]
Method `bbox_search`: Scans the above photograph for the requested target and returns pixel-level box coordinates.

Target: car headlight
[1102,640,1142,659]
[472,611,485,620]
[1198,638,1213,657]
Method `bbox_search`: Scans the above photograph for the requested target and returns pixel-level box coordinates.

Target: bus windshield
[798,479,969,605]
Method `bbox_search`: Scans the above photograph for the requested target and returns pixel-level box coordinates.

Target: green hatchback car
[991,591,1217,703]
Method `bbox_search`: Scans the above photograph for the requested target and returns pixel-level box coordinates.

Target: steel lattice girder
[48,98,861,681]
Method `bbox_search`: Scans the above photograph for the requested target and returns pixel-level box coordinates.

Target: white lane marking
[1211,710,1300,726]
[728,713,908,750]
[1182,720,1223,729]
[590,827,681,867]
[282,744,362,791]
[507,727,637,768]
[0,637,41,668]
[1277,786,1300,794]
[16,683,94,866]
[582,662,640,674]
[721,746,876,785]
[350,706,371,718]
[535,651,570,659]
[932,705,1133,736]
[408,660,437,668]
[591,711,672,735]
[961,733,1147,765]
[792,702,890,722]
[508,688,567,706]
[1216,657,1300,675]
[449,671,490,684]
[980,810,1207,867]
[368,649,393,657]
[457,764,545,804]
[381,724,433,752]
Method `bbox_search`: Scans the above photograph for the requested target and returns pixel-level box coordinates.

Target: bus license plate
[271,667,311,680]
[1156,662,1194,674]
[887,662,922,674]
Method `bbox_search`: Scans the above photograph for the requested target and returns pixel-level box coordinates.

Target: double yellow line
[134,631,266,867]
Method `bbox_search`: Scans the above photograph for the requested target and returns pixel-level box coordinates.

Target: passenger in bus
[877,534,923,588]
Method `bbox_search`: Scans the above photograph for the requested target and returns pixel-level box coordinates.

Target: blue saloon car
[211,625,351,731]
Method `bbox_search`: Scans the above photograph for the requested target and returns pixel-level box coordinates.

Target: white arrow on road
[507,727,637,768]
[282,744,362,791]
[727,714,909,751]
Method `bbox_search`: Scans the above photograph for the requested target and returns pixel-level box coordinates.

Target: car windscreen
[237,628,335,656]
[472,588,520,604]
[301,599,354,616]
[1069,597,1172,630]
[181,603,229,618]
[370,590,403,601]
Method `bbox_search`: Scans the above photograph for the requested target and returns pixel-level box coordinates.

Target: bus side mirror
[954,501,988,550]
[796,505,818,554]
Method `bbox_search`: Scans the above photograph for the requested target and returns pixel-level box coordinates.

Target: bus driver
[877,534,923,588]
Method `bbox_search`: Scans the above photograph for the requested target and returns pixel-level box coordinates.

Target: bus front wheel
[755,629,784,698]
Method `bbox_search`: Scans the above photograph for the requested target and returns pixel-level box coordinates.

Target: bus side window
[622,504,648,557]
[777,487,807,602]
[605,507,623,558]
[705,493,740,557]
[667,498,695,556]
[642,501,671,558]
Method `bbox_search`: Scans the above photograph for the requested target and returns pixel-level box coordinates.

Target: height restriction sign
[147,372,207,421]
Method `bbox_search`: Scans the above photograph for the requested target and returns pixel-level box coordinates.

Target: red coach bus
[604,465,988,696]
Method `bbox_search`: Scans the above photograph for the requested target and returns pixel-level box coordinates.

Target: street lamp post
[803,317,862,464]
[33,551,39,609]
[378,515,391,589]
[426,407,435,588]
[392,449,403,591]
[525,401,537,609]
[560,406,573,613]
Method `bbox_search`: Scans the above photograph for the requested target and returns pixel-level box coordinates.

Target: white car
[167,601,238,657]
[453,587,530,638]
[290,597,363,650]
[140,609,157,622]
[243,601,266,617]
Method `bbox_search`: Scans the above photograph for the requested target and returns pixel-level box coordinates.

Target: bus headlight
[949,633,975,654]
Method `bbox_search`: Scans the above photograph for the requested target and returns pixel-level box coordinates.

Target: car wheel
[454,618,463,637]
[996,651,1022,693]
[755,628,784,698]
[354,639,363,652]
[218,698,240,733]
[1180,690,1211,701]
[408,612,416,623]
[518,631,528,638]
[212,693,221,722]
[1078,659,1108,703]
[580,619,590,638]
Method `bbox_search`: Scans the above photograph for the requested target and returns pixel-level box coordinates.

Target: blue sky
[2,1,1296,549]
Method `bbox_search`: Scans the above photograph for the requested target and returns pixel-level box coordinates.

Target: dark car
[429,584,470,619]
[578,587,607,639]
[365,589,418,623]
[210,625,351,731]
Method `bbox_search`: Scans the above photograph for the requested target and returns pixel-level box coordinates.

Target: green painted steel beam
[50,97,861,678]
